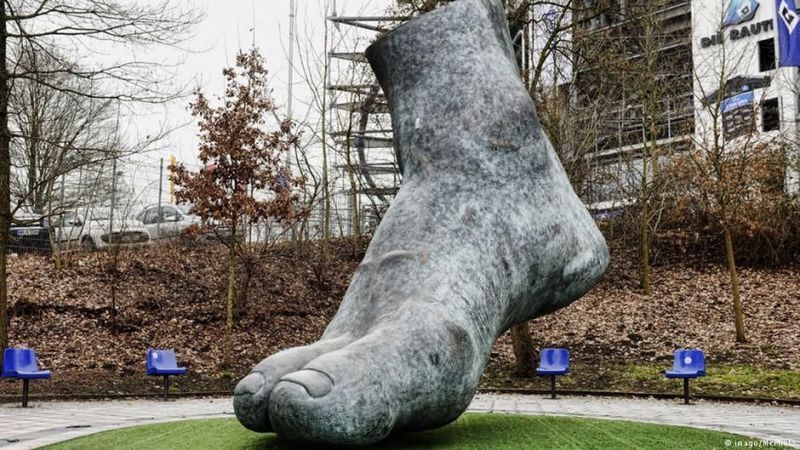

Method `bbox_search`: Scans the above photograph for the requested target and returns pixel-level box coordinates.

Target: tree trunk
[235,259,253,320]
[224,239,236,369]
[723,224,746,343]
[27,145,37,209]
[344,140,361,239]
[640,152,652,296]
[109,251,119,334]
[320,20,331,241]
[0,2,11,363]
[510,322,536,377]
[640,202,651,295]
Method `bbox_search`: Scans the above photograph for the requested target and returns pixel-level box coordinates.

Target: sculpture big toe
[234,0,609,444]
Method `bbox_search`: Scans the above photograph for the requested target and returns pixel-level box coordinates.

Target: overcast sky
[139,0,391,167]
[114,0,393,205]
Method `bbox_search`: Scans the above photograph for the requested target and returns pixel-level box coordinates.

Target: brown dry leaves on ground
[511,256,800,371]
[1,238,798,397]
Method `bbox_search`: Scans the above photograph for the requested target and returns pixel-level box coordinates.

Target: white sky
[111,0,394,207]
[85,0,564,212]
[139,0,392,168]
[121,0,566,211]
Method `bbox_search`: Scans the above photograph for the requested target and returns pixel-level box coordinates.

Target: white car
[55,209,151,251]
[136,204,201,241]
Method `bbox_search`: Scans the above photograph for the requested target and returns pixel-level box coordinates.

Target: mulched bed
[2,237,798,399]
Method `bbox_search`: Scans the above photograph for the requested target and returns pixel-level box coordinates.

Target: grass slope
[43,414,784,450]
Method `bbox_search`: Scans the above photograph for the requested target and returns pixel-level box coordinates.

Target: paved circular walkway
[0,394,798,449]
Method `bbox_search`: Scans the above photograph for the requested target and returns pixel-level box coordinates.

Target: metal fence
[8,155,371,255]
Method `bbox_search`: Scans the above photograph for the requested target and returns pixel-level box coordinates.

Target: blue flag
[724,0,759,26]
[777,0,800,66]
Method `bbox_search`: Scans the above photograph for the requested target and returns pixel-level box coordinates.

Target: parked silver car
[136,204,200,241]
[54,209,150,251]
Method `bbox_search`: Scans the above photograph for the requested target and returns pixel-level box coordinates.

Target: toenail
[235,372,264,396]
[279,369,333,398]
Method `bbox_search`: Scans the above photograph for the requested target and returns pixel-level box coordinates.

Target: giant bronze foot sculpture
[234,0,608,444]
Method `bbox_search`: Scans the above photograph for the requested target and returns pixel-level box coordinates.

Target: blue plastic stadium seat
[665,349,706,379]
[664,348,706,404]
[146,349,187,400]
[2,348,51,379]
[147,349,188,376]
[536,348,569,398]
[2,348,51,407]
[536,348,569,376]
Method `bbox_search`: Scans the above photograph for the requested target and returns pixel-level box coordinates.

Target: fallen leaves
[1,238,798,398]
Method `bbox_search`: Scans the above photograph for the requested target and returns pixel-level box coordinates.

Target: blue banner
[777,0,800,66]
[720,91,754,113]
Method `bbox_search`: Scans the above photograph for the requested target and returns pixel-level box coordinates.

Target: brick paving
[0,394,798,449]
[0,397,231,449]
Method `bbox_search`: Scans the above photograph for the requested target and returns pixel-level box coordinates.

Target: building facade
[577,0,695,212]
[693,0,800,194]
[581,0,800,213]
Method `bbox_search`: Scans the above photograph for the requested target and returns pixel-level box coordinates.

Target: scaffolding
[325,8,538,224]
[326,15,407,224]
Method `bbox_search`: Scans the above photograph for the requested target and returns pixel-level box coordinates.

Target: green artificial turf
[42,414,785,450]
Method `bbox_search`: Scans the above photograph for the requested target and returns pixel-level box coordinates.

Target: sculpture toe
[234,373,271,432]
[235,372,264,396]
[233,338,351,433]
[279,369,334,398]
[266,317,476,445]
[268,376,395,446]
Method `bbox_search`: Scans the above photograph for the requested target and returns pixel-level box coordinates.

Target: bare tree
[0,0,202,362]
[9,45,112,210]
[673,7,779,342]
[575,0,693,295]
[293,0,377,242]
[672,104,780,344]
